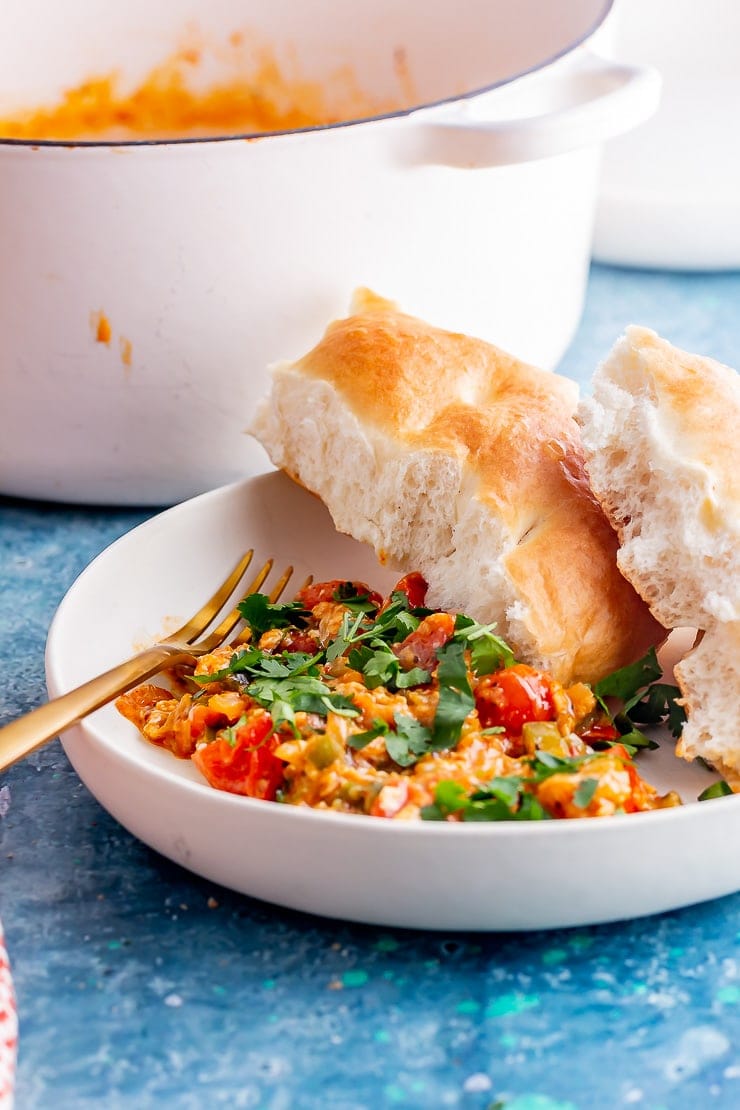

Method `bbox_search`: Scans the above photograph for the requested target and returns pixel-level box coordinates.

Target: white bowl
[44,468,740,931]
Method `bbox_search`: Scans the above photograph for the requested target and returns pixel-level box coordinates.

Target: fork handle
[0,645,182,773]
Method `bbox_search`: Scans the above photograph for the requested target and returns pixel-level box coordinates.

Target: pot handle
[407,51,661,168]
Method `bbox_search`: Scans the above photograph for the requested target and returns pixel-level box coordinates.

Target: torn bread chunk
[577,326,740,784]
[675,624,740,787]
[251,290,664,685]
[577,326,740,628]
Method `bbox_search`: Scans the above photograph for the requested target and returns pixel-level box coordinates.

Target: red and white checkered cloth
[0,924,16,1109]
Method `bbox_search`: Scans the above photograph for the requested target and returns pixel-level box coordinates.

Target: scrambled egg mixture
[117,574,680,821]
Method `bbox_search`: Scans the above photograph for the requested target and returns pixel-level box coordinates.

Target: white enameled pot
[0,0,659,505]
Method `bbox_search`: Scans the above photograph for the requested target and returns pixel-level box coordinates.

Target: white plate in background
[593,0,740,270]
[45,468,740,931]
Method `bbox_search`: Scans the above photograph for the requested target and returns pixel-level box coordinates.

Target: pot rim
[0,0,613,149]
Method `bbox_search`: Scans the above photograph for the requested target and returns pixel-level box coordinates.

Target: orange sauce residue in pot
[0,36,403,141]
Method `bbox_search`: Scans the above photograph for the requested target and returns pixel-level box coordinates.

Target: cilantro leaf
[192,647,263,684]
[348,642,430,691]
[420,780,469,820]
[347,719,390,751]
[331,583,380,614]
[593,648,686,741]
[368,593,421,643]
[200,648,359,733]
[453,615,516,675]
[626,682,687,738]
[323,596,422,663]
[527,750,593,782]
[324,609,368,662]
[247,674,358,725]
[698,780,733,801]
[594,648,662,711]
[431,640,475,749]
[386,714,434,767]
[573,777,599,809]
[421,776,550,822]
[666,694,688,739]
[612,716,659,752]
[238,593,310,638]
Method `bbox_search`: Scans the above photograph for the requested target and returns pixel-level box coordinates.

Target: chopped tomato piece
[394,611,455,672]
[578,721,621,744]
[475,664,555,734]
[370,781,410,818]
[297,579,382,611]
[116,684,173,729]
[188,693,245,740]
[389,572,428,609]
[280,629,319,654]
[192,710,284,800]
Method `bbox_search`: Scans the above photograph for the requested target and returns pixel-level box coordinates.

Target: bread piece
[251,290,663,685]
[577,326,740,784]
[675,623,740,787]
[577,326,740,627]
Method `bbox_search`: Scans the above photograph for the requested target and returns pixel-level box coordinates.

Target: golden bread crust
[259,292,665,683]
[619,326,740,513]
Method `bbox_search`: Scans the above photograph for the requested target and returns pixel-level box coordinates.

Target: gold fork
[0,550,301,773]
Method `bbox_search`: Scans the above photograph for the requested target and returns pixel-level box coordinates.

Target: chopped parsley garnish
[572,777,599,809]
[331,582,380,614]
[431,639,475,748]
[324,595,421,663]
[453,614,516,675]
[348,638,476,768]
[698,780,733,801]
[421,752,620,822]
[421,777,550,822]
[347,719,390,750]
[594,647,686,741]
[347,641,430,690]
[194,647,358,734]
[238,593,310,637]
[385,713,435,768]
[186,578,683,809]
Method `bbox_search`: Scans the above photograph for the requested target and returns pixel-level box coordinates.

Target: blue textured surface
[2,264,740,1109]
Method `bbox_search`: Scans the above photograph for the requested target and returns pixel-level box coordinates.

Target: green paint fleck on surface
[630,983,648,995]
[500,1032,518,1048]
[485,993,539,1018]
[375,936,400,953]
[374,1029,391,1044]
[456,999,480,1015]
[212,985,226,996]
[342,969,369,988]
[262,979,276,990]
[424,959,439,970]
[542,948,568,966]
[567,934,594,952]
[384,1084,406,1103]
[717,985,740,1004]
[410,1080,425,1093]
[382,970,395,980]
[107,941,121,951]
